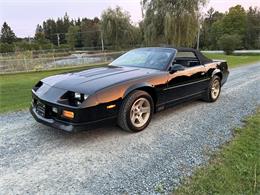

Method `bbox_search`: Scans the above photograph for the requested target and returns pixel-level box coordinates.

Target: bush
[218,34,242,55]
[38,43,54,50]
[15,41,35,51]
[56,44,71,49]
[0,43,15,53]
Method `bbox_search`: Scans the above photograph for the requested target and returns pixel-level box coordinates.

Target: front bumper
[30,106,81,132]
[30,92,118,132]
[30,106,116,132]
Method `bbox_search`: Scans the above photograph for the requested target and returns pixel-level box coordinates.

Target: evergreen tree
[35,24,50,45]
[0,22,16,44]
[81,17,100,48]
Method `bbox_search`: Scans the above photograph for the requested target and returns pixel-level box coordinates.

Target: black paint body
[30,48,229,132]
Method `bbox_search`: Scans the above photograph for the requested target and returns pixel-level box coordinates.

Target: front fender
[95,73,166,106]
[95,82,155,106]
[123,83,154,98]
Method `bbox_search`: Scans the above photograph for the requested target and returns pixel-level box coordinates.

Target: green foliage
[66,25,80,48]
[40,13,72,46]
[174,109,260,194]
[101,6,141,49]
[15,41,39,51]
[0,22,16,44]
[222,5,247,37]
[200,8,225,49]
[1,4,259,53]
[35,13,102,49]
[245,7,260,49]
[201,5,259,50]
[141,0,206,47]
[34,24,50,46]
[218,34,242,55]
[81,17,100,48]
[58,44,70,49]
[0,43,15,53]
[36,43,53,50]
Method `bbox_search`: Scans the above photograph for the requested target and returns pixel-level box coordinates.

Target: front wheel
[203,75,221,102]
[117,90,154,132]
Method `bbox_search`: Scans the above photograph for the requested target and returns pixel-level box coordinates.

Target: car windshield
[109,48,175,70]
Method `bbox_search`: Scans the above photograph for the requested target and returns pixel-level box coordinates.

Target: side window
[174,52,201,67]
[175,52,196,58]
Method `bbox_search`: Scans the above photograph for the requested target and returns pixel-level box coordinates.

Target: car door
[163,51,208,104]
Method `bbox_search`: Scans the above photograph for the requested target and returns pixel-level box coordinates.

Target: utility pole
[100,30,104,52]
[28,36,31,44]
[56,33,60,47]
[196,15,201,50]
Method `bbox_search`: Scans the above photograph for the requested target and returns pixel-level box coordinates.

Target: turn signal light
[63,110,74,119]
[107,104,116,109]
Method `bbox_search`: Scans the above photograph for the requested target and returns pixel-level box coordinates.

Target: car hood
[41,66,159,94]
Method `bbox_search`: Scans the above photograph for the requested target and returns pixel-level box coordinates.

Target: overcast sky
[0,0,260,37]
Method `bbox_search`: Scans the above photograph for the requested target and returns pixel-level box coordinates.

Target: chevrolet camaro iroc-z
[30,47,229,132]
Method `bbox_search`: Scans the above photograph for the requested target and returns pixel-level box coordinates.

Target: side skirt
[155,91,205,112]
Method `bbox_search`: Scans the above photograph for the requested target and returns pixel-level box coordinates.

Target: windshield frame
[109,47,177,71]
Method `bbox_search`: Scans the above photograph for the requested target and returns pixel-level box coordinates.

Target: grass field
[174,109,260,194]
[0,54,259,113]
[0,64,106,113]
[204,53,260,68]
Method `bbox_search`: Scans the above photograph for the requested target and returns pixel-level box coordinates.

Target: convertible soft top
[176,47,213,65]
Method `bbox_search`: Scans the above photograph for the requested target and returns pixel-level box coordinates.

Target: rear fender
[211,69,222,78]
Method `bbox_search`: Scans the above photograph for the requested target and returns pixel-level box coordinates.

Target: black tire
[117,90,154,132]
[203,75,221,102]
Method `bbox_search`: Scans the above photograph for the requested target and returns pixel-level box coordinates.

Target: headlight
[74,92,81,99]
[74,92,88,106]
[74,92,88,101]
[59,91,89,107]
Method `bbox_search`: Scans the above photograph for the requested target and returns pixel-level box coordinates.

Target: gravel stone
[0,63,259,194]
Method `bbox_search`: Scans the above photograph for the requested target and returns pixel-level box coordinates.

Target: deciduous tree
[245,7,260,49]
[101,6,139,49]
[66,25,80,48]
[141,0,206,47]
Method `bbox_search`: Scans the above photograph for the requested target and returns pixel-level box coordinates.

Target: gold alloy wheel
[130,97,151,128]
[211,79,220,99]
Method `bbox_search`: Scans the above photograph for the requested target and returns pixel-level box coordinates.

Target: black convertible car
[30,47,229,132]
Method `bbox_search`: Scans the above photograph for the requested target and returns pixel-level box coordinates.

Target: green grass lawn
[204,53,260,68]
[0,54,259,113]
[174,109,260,195]
[0,64,106,113]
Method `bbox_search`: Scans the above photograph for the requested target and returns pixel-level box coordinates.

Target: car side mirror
[169,64,185,74]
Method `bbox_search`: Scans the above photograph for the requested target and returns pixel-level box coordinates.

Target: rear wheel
[203,75,221,102]
[117,90,154,132]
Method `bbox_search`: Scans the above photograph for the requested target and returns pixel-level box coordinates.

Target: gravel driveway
[0,63,260,194]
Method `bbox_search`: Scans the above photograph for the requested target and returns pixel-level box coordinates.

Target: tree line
[200,5,260,53]
[1,0,260,54]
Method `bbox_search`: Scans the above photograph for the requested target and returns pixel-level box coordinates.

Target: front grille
[36,101,46,117]
[32,98,50,118]
[32,96,75,122]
